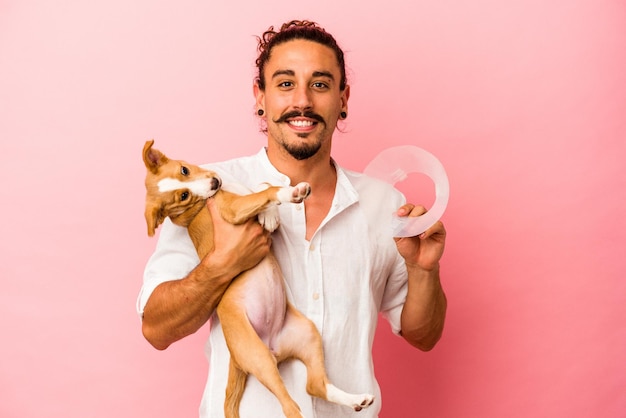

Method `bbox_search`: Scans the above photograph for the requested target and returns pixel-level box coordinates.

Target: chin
[285,142,321,160]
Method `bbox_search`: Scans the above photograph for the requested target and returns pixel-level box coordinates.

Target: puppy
[142,140,374,418]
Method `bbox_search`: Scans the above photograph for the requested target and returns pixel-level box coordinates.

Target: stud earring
[257,109,264,116]
[340,111,347,119]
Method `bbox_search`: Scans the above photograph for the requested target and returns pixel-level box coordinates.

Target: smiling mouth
[289,119,316,128]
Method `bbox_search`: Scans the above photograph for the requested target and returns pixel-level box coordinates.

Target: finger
[398,204,427,218]
[206,197,218,214]
[408,205,427,218]
[396,203,415,217]
[419,220,446,240]
[206,198,225,225]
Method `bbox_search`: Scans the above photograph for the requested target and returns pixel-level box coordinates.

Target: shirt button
[296,204,302,211]
[309,244,315,251]
[312,292,320,300]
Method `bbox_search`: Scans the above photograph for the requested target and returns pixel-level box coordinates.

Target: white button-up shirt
[137,148,409,418]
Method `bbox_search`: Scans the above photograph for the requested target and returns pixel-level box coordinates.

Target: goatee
[284,138,322,160]
[274,110,325,160]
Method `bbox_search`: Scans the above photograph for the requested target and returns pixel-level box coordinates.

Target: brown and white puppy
[142,140,374,418]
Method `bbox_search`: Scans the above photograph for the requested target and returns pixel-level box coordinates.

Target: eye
[181,166,190,176]
[312,82,328,89]
[180,191,189,201]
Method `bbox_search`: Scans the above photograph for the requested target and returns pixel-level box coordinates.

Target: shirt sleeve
[374,179,408,335]
[136,218,200,317]
[379,251,409,335]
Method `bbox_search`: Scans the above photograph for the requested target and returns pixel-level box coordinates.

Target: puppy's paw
[258,206,280,232]
[292,182,311,202]
[276,182,311,204]
[325,384,374,412]
[351,394,375,411]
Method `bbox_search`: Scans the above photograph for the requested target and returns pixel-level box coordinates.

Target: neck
[266,142,336,188]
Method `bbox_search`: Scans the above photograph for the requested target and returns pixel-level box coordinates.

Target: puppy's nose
[211,177,221,190]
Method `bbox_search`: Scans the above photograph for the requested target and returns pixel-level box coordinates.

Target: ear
[340,84,350,114]
[143,139,169,174]
[144,201,165,237]
[253,81,265,111]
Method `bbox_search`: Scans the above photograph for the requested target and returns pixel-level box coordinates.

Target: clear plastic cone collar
[364,146,450,237]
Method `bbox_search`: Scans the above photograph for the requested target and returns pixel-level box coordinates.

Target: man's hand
[394,204,446,271]
[395,203,448,351]
[206,198,272,274]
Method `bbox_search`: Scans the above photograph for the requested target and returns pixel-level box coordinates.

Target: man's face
[255,39,349,160]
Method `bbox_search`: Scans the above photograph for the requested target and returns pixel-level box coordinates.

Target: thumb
[206,198,223,222]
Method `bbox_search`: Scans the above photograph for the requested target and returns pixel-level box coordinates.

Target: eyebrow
[271,69,295,79]
[271,69,335,81]
[313,71,335,80]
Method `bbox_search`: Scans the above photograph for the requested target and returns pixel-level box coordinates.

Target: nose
[292,84,312,110]
[211,177,221,190]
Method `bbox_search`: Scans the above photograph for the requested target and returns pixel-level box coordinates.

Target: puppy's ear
[143,139,169,174]
[145,202,165,236]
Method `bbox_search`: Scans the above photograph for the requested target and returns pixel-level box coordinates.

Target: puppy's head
[142,140,221,236]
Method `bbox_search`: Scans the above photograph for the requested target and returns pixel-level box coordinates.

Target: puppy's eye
[180,191,189,201]
[181,166,190,176]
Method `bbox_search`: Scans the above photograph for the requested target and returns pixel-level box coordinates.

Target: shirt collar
[255,147,360,211]
[332,159,359,211]
[256,147,291,185]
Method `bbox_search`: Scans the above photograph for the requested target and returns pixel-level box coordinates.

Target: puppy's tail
[224,360,247,418]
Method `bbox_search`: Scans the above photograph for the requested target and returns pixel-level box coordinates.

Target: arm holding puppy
[141,199,271,350]
[395,203,448,351]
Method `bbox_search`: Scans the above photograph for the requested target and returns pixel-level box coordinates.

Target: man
[137,20,447,417]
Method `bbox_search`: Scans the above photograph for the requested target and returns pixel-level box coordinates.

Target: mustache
[273,110,325,125]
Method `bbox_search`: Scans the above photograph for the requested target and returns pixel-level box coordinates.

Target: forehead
[266,39,341,77]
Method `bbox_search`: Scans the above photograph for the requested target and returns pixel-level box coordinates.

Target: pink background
[1,0,625,417]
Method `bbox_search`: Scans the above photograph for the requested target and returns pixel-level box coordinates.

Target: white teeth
[289,120,314,127]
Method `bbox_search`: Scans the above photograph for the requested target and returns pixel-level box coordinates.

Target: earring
[340,111,347,119]
[257,109,264,116]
